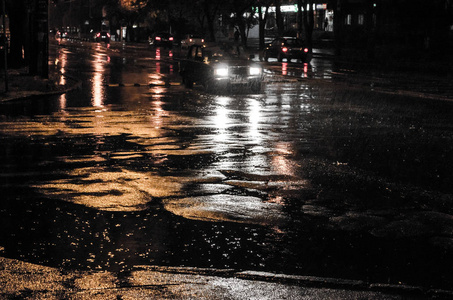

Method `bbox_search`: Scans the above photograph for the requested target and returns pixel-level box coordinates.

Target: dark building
[332,0,453,58]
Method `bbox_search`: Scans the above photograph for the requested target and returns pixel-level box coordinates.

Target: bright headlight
[249,67,262,75]
[214,67,229,77]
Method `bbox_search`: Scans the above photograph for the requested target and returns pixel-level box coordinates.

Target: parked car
[179,43,264,93]
[95,31,111,43]
[261,37,311,63]
[149,32,174,48]
[180,34,205,49]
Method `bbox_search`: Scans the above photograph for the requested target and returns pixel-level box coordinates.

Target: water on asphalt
[1,40,453,291]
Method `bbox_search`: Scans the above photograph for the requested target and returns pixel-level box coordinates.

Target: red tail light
[155,36,161,41]
[96,33,100,37]
[304,48,309,53]
[107,33,111,38]
[169,37,174,41]
[282,47,288,52]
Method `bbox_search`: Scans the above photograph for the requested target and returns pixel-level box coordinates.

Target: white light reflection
[148,69,164,86]
[247,98,262,147]
[213,96,231,147]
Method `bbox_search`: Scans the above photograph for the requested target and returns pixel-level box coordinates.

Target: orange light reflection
[271,142,296,176]
[91,49,107,107]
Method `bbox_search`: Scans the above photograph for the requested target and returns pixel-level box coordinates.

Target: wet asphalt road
[1,39,453,292]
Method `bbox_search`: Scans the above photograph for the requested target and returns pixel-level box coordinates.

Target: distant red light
[282,47,288,52]
[107,33,111,38]
[169,37,174,41]
[304,48,309,53]
[155,36,161,41]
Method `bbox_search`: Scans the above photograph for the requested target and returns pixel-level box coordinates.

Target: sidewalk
[0,68,80,103]
[2,256,452,299]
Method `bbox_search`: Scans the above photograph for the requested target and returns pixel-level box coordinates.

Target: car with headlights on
[179,43,264,93]
[180,34,205,49]
[261,37,311,63]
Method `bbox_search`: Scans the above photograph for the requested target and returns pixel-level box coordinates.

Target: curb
[105,82,181,87]
[134,265,453,299]
[0,73,82,103]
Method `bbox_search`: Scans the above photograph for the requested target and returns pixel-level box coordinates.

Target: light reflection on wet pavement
[1,40,453,290]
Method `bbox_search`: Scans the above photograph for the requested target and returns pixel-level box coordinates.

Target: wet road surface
[1,39,453,291]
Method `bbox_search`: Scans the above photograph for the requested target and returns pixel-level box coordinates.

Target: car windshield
[285,39,304,46]
[204,44,249,61]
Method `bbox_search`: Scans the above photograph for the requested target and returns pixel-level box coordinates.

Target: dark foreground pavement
[2,256,452,299]
[2,45,453,299]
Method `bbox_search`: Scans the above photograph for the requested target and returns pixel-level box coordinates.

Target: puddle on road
[33,168,185,211]
[3,77,453,290]
[0,94,315,279]
[163,194,287,224]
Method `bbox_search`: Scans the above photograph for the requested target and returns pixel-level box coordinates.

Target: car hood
[210,59,256,67]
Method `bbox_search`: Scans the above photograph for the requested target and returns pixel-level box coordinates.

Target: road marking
[106,82,181,87]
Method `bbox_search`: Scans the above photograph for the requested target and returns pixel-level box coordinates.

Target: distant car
[95,31,111,43]
[149,32,174,48]
[179,43,264,93]
[261,37,311,63]
[180,34,205,49]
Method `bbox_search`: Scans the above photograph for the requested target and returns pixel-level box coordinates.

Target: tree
[299,0,314,51]
[222,0,256,47]
[200,0,221,42]
[6,0,30,68]
[166,0,221,42]
[274,0,284,36]
[118,0,153,41]
[257,0,272,50]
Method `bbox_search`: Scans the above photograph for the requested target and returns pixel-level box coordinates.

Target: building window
[345,14,352,25]
[358,14,364,25]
